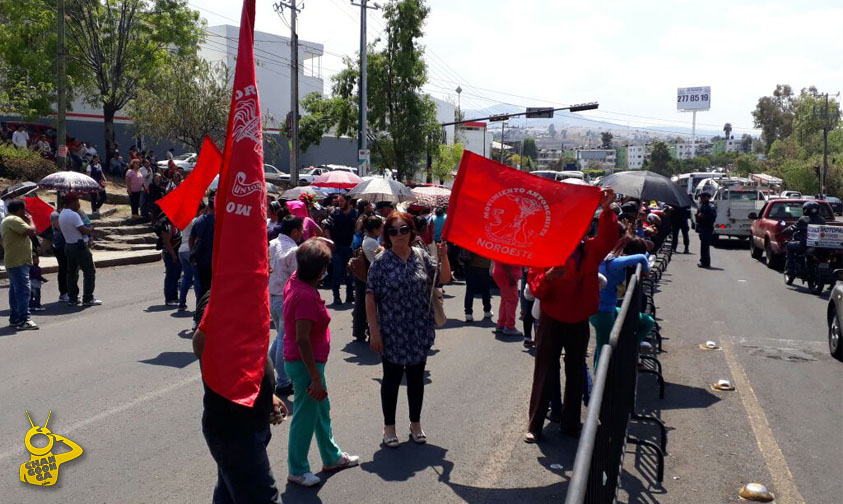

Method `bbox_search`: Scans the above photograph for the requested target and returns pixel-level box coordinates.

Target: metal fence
[565,253,669,503]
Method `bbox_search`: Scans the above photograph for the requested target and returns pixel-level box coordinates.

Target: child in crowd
[29,262,48,312]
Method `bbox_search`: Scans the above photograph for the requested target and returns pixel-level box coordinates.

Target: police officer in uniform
[695,191,717,268]
[785,201,826,275]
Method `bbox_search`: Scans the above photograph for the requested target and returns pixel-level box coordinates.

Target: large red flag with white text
[199,0,270,407]
[157,136,222,230]
[442,151,602,268]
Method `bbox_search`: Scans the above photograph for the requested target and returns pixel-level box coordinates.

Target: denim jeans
[267,294,290,388]
[162,251,182,303]
[30,287,42,309]
[178,251,200,307]
[7,264,31,325]
[331,245,354,300]
[201,421,282,504]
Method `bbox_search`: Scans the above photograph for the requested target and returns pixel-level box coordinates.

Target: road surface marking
[0,373,200,463]
[722,335,806,504]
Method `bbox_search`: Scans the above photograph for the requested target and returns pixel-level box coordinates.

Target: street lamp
[455,86,462,120]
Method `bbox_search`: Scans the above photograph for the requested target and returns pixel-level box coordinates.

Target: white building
[537,148,563,169]
[627,144,646,170]
[430,96,456,146]
[199,25,325,130]
[674,142,712,160]
[457,121,491,158]
[725,137,742,153]
[576,148,616,170]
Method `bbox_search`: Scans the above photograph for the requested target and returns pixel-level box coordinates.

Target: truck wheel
[750,239,763,260]
[765,240,779,269]
[830,310,843,361]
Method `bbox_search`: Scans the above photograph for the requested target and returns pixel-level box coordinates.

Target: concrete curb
[0,250,161,280]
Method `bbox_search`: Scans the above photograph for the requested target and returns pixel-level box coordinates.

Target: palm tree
[723,122,733,140]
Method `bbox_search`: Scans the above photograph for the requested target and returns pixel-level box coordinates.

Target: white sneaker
[83,298,103,306]
[322,452,360,472]
[483,311,494,319]
[465,314,474,322]
[287,472,321,487]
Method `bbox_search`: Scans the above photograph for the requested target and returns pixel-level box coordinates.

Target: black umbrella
[600,171,694,207]
[0,181,38,200]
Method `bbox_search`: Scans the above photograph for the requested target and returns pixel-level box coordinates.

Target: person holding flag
[524,188,617,443]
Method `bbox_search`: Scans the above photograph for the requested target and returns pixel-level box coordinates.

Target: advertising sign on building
[677,86,711,111]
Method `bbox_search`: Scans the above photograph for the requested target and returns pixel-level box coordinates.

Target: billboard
[677,86,711,111]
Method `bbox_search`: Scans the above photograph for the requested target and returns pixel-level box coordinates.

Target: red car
[749,199,838,268]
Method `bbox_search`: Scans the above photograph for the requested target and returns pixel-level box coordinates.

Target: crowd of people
[178,182,689,501]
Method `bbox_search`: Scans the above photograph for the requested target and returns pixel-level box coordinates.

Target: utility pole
[352,0,380,176]
[813,91,840,197]
[274,0,302,185]
[56,0,67,170]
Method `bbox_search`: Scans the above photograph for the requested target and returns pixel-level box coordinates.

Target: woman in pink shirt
[124,159,145,216]
[286,200,322,241]
[283,239,359,487]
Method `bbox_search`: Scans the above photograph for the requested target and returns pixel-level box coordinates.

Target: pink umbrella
[312,170,363,189]
[411,185,452,208]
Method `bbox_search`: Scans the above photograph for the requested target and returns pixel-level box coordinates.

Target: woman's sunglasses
[386,225,411,237]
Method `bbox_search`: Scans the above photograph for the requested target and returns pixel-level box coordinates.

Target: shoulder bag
[414,247,446,328]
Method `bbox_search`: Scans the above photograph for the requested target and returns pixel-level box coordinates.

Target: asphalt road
[619,238,843,504]
[0,262,577,504]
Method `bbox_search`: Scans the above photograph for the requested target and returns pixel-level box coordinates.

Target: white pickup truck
[712,186,766,241]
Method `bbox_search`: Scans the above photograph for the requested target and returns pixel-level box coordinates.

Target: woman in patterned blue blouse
[366,211,450,448]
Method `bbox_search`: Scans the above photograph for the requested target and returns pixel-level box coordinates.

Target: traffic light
[814,165,821,177]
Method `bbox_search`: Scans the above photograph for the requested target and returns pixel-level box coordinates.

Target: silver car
[826,269,843,361]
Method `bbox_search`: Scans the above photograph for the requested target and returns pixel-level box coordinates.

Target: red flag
[442,151,602,268]
[157,136,222,230]
[199,0,269,407]
[22,197,54,234]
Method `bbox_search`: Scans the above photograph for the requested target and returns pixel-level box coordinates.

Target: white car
[157,153,197,172]
[324,164,359,175]
[264,164,290,186]
[297,167,329,185]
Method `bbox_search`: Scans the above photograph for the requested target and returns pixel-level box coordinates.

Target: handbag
[414,247,446,328]
[347,248,370,282]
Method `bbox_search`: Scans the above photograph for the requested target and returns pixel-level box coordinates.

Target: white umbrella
[411,185,452,208]
[281,185,326,200]
[38,171,100,194]
[348,177,413,203]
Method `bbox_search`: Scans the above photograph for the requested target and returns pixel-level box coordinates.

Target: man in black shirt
[192,291,288,504]
[323,194,358,305]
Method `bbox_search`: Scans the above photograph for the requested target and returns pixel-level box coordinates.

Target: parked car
[780,190,802,199]
[824,196,843,215]
[157,153,197,172]
[298,167,329,185]
[323,164,359,175]
[749,199,837,268]
[264,164,289,186]
[826,269,843,361]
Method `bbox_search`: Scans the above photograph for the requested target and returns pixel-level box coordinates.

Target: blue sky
[190,0,843,136]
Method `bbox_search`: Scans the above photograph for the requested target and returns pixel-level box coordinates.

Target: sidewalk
[0,249,161,280]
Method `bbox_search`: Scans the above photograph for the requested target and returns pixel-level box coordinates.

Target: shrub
[0,143,56,181]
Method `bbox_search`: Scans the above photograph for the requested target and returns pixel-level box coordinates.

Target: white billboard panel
[677,86,711,111]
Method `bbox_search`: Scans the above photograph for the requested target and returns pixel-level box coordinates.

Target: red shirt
[528,209,618,324]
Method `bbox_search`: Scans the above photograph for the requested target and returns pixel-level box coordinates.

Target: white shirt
[179,219,195,253]
[268,234,298,296]
[58,208,86,244]
[362,236,380,264]
[140,166,153,188]
[12,130,29,148]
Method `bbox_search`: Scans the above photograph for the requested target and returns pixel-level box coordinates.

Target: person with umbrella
[695,191,717,268]
[2,199,39,330]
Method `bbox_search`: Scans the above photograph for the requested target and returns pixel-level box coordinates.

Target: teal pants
[589,309,655,368]
[284,360,343,476]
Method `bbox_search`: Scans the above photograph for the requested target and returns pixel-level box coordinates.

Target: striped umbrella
[312,170,363,189]
[411,185,452,208]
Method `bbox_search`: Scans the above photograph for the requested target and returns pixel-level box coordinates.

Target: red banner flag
[199,0,270,407]
[157,136,222,230]
[22,197,54,234]
[442,151,602,268]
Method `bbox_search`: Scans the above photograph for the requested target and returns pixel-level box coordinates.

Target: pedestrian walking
[366,212,451,448]
[524,189,616,443]
[86,155,107,216]
[492,261,521,336]
[322,194,357,306]
[1,199,38,330]
[192,292,288,504]
[50,209,69,302]
[125,160,144,216]
[190,192,215,297]
[59,194,101,306]
[154,213,182,306]
[696,191,717,268]
[267,216,302,397]
[462,249,493,323]
[283,239,360,487]
[177,203,204,312]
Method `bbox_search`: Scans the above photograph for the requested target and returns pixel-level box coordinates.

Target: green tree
[65,0,202,161]
[740,134,753,153]
[752,84,795,152]
[646,141,672,176]
[128,56,229,153]
[431,142,462,184]
[723,122,732,139]
[547,123,556,139]
[600,131,613,149]
[522,137,538,161]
